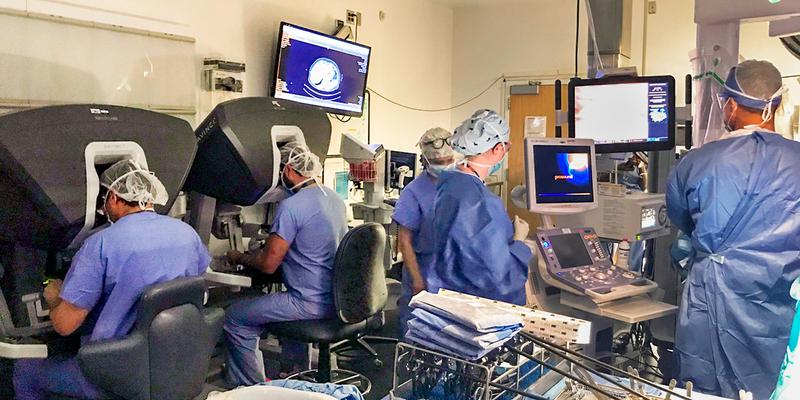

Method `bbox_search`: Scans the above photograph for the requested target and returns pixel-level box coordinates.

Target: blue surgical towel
[409,291,523,332]
[261,379,364,400]
[411,308,517,348]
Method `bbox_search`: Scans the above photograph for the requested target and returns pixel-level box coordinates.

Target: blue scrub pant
[398,270,413,337]
[14,355,107,400]
[223,292,334,387]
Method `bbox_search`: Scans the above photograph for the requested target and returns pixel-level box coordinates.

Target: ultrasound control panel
[535,227,657,302]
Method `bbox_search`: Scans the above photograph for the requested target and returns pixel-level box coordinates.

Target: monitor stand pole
[540,214,557,230]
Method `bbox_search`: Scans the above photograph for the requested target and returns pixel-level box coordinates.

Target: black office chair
[75,277,224,400]
[264,222,388,394]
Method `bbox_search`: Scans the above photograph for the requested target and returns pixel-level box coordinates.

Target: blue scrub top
[271,185,348,307]
[392,171,437,272]
[428,169,531,305]
[60,212,211,342]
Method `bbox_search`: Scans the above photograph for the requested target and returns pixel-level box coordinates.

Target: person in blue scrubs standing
[393,127,455,334]
[427,109,532,305]
[224,142,348,386]
[13,160,211,400]
[667,60,800,399]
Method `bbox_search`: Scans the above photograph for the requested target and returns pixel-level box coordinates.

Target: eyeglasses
[420,138,449,150]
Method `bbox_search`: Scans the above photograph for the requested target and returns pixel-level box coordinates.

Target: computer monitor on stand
[522,137,598,227]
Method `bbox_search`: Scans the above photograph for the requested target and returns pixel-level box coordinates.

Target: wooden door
[506,84,568,228]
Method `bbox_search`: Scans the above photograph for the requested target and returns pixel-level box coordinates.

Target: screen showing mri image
[533,145,594,204]
[272,23,371,116]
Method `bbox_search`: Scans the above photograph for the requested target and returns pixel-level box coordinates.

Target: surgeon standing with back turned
[427,109,531,305]
[666,60,800,399]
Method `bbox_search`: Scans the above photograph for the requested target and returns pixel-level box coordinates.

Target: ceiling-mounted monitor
[271,22,371,117]
[568,75,675,153]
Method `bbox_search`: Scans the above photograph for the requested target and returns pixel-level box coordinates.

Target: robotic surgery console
[0,104,196,360]
[534,227,657,302]
[183,97,332,288]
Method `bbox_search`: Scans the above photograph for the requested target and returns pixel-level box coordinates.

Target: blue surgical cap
[451,109,510,156]
[719,63,783,112]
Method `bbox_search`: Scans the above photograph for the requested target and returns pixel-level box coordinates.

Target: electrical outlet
[347,10,362,26]
[647,1,657,14]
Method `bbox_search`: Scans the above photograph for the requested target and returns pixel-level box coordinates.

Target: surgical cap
[450,109,510,156]
[418,127,454,160]
[720,60,784,111]
[280,141,323,178]
[100,159,168,208]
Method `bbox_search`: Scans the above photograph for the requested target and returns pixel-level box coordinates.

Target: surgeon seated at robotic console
[223,142,348,387]
[13,160,210,400]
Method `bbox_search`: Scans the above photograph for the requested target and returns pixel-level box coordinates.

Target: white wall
[8,0,454,154]
[447,0,697,129]
[740,21,800,138]
[641,0,696,106]
[449,0,589,127]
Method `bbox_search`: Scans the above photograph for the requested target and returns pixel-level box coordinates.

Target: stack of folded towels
[404,291,524,360]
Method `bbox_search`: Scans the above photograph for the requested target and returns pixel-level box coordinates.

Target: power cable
[366,76,504,113]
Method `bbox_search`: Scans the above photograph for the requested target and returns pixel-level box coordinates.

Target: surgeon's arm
[43,280,90,336]
[398,226,425,294]
[666,165,693,234]
[229,233,289,275]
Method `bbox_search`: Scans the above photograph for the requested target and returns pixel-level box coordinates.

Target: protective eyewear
[420,138,449,150]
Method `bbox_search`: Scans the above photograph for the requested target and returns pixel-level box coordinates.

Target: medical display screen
[569,76,674,153]
[272,23,371,116]
[549,233,593,269]
[641,207,657,229]
[533,145,594,204]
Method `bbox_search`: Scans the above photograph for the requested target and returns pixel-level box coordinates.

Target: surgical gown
[392,170,438,333]
[666,131,800,399]
[428,170,531,305]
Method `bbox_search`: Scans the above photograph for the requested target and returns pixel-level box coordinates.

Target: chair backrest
[79,276,224,400]
[333,222,388,324]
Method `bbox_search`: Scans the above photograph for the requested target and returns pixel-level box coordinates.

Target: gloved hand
[513,215,529,241]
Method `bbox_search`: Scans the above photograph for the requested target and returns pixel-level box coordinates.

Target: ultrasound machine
[522,138,660,304]
[513,76,679,333]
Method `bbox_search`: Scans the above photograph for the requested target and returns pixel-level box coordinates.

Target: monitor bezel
[568,75,676,153]
[270,21,372,117]
[524,137,598,215]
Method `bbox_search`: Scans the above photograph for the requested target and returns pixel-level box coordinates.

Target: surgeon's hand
[513,216,530,241]
[226,250,242,265]
[43,279,63,309]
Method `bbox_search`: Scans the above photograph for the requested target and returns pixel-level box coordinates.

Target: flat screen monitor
[568,75,675,153]
[386,150,417,190]
[271,22,371,116]
[524,137,598,215]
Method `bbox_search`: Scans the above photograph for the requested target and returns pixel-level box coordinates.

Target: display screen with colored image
[533,145,594,204]
[272,23,371,116]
